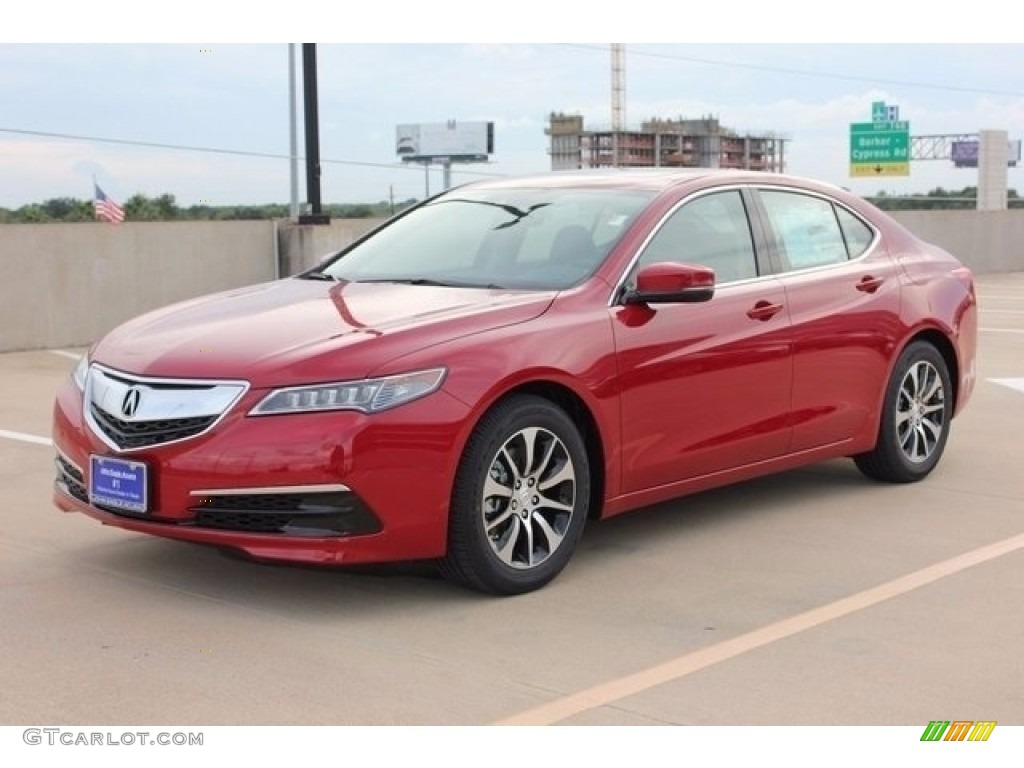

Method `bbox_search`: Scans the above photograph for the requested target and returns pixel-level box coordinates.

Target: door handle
[856,275,885,293]
[746,300,784,321]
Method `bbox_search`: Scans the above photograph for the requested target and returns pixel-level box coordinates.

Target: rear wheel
[441,395,589,595]
[854,341,953,483]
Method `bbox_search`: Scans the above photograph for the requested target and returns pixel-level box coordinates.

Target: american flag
[93,183,125,223]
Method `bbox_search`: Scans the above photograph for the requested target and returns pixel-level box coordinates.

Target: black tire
[440,395,590,595]
[854,341,953,483]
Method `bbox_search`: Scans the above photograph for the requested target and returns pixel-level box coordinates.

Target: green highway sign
[850,112,910,176]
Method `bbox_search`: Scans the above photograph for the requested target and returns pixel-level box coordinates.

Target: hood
[92,278,556,385]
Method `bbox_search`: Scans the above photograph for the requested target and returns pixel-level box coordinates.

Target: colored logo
[920,721,996,741]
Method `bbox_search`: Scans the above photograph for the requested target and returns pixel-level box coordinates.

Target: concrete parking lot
[1,273,1022,727]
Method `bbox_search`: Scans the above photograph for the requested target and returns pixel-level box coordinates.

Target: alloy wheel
[895,360,946,464]
[481,426,577,570]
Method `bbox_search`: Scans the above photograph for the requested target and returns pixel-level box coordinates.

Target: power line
[558,44,1024,99]
[0,127,507,178]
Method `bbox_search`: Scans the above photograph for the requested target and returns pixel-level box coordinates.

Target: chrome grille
[84,364,248,452]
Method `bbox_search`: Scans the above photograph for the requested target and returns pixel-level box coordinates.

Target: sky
[3,3,1023,209]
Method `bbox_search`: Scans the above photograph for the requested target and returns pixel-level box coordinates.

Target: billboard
[951,140,979,167]
[951,139,1020,168]
[396,121,494,162]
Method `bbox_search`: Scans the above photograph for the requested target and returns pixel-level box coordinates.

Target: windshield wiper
[297,270,337,281]
[434,199,551,230]
[356,278,505,289]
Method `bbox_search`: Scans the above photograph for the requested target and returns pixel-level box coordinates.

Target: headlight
[250,368,447,416]
[71,354,90,391]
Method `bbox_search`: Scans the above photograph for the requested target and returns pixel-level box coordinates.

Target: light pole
[299,43,329,225]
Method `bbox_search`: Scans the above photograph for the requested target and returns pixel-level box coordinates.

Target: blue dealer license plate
[89,455,148,514]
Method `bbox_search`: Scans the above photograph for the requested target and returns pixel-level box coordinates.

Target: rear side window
[759,190,849,271]
[835,206,875,259]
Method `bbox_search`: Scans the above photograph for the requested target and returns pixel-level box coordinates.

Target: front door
[612,189,793,492]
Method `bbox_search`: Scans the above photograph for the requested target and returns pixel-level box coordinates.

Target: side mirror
[622,262,715,305]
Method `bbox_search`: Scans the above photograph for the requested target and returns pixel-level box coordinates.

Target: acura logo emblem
[121,387,142,418]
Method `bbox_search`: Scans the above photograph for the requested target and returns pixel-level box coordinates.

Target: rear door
[751,187,902,452]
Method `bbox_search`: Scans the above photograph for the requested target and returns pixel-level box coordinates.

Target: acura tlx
[53,169,977,594]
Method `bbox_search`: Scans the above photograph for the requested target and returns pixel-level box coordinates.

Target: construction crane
[611,43,625,166]
[611,43,625,132]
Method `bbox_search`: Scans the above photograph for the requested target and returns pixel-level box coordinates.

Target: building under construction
[546,113,788,173]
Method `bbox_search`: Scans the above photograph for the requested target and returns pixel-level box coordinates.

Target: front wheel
[441,395,590,595]
[854,341,953,483]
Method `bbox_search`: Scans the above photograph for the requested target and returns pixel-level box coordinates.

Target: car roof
[457,168,846,195]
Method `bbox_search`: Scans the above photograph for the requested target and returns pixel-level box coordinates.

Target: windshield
[321,187,653,290]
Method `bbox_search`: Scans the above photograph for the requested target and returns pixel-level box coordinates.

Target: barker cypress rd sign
[850,101,910,177]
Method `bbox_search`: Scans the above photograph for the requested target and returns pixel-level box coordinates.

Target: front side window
[633,190,758,283]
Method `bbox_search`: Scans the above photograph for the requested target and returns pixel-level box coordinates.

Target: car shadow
[67,459,881,614]
[579,459,872,556]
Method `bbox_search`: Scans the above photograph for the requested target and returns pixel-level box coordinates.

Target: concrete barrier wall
[1,211,1021,353]
[276,219,384,276]
[889,210,1024,274]
[276,212,1024,278]
[0,221,277,352]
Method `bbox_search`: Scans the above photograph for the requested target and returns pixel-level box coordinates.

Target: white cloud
[2,43,1023,206]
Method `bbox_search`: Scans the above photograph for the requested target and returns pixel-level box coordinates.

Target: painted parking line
[990,378,1024,395]
[979,328,1024,334]
[0,429,52,446]
[494,531,1024,726]
[47,350,80,360]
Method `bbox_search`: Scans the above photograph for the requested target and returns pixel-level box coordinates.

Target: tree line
[1,187,1020,223]
[0,193,417,223]
[867,186,1022,210]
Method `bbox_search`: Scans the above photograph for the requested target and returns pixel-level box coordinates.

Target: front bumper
[52,377,471,565]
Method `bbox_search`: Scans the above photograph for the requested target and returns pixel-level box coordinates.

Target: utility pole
[288,44,299,220]
[299,43,329,225]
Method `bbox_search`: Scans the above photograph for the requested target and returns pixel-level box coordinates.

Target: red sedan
[53,170,978,594]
